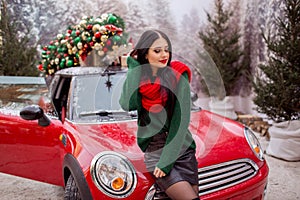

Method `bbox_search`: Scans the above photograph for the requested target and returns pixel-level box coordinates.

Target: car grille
[145,159,259,200]
[198,158,259,196]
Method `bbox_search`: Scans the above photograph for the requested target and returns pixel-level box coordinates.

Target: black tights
[165,181,199,200]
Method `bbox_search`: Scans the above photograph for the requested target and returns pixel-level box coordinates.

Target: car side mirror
[20,105,51,127]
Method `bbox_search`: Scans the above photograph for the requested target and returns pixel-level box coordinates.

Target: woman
[119,30,199,200]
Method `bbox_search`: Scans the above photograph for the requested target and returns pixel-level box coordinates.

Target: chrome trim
[145,184,170,200]
[90,151,137,198]
[198,159,258,196]
[144,185,156,200]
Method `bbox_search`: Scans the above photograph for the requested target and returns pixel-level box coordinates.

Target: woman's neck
[151,66,158,76]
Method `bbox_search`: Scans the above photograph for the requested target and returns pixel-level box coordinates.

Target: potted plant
[253,0,300,161]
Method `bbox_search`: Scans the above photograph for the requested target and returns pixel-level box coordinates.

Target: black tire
[64,174,82,200]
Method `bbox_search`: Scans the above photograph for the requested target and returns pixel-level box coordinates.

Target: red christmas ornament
[105,25,116,32]
[38,64,43,71]
[89,41,94,47]
[94,32,101,38]
[74,57,79,63]
[87,24,93,30]
[80,53,87,62]
[105,25,123,33]
[106,39,112,46]
[76,30,81,36]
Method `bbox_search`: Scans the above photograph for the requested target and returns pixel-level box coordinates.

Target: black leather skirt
[144,132,198,191]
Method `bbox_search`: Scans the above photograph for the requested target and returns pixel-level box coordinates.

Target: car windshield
[71,72,133,123]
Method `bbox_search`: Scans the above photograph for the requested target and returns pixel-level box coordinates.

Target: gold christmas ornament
[101,35,108,42]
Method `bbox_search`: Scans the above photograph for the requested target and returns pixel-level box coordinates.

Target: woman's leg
[165,181,199,200]
[192,184,199,196]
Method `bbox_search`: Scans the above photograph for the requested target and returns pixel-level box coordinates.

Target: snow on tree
[228,0,255,96]
[176,8,202,94]
[5,0,59,46]
[122,0,148,43]
[5,0,128,46]
[176,8,201,59]
[142,0,177,40]
[81,0,127,18]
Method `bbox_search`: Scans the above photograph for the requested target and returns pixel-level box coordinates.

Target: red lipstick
[160,59,168,64]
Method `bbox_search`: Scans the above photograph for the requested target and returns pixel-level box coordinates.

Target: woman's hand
[153,167,166,178]
[129,49,137,58]
[121,49,137,68]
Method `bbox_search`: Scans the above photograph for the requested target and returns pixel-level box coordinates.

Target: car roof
[55,67,126,77]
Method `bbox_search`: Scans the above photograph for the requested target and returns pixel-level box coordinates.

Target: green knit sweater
[119,57,196,174]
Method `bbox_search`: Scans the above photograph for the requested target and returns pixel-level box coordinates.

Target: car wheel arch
[63,153,93,200]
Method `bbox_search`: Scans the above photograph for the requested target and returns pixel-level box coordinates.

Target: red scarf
[139,61,191,113]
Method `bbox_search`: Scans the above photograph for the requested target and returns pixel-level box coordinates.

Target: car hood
[189,110,254,167]
[68,109,253,168]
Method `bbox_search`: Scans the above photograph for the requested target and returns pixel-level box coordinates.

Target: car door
[0,101,64,186]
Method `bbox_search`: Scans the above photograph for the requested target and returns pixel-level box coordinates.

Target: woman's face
[146,37,170,75]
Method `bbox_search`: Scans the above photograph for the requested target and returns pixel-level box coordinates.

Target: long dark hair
[133,30,177,119]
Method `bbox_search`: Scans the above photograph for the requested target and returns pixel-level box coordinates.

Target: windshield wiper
[79,110,137,118]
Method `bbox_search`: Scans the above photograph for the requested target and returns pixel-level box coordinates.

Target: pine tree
[5,0,59,46]
[177,9,202,94]
[234,0,255,97]
[0,0,39,76]
[177,8,201,59]
[253,0,300,122]
[198,0,245,99]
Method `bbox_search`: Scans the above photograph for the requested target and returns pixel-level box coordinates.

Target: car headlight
[90,151,137,198]
[244,127,264,161]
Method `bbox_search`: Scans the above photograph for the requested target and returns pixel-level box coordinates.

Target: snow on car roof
[55,66,126,77]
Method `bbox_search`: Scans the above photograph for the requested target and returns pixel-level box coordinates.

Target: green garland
[38,13,128,75]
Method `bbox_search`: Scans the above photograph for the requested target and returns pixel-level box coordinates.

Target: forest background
[0,0,284,113]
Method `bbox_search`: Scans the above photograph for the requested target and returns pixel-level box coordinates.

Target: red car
[0,67,268,199]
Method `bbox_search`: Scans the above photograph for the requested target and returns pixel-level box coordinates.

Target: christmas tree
[253,0,300,122]
[198,0,245,100]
